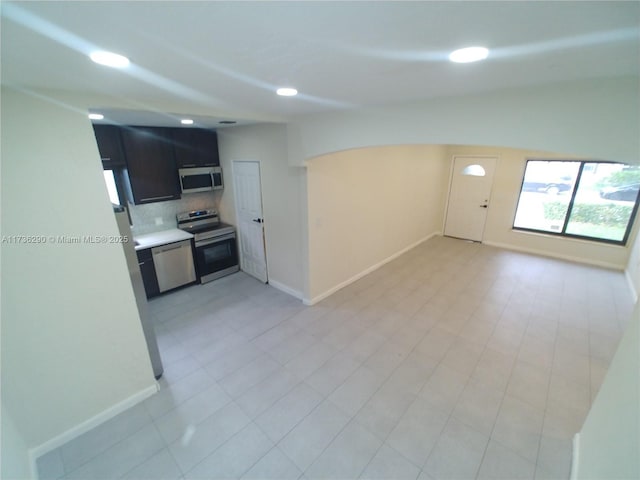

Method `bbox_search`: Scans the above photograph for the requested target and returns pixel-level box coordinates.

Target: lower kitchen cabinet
[136,248,160,298]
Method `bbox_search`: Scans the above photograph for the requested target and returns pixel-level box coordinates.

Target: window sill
[510,228,628,248]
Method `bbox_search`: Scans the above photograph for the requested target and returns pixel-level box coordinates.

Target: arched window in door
[461,164,486,176]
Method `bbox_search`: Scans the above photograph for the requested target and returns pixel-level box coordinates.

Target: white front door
[444,156,497,242]
[232,161,268,283]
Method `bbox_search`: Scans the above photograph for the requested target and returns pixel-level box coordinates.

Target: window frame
[102,166,129,207]
[513,159,640,246]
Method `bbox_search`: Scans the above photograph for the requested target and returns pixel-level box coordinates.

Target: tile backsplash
[129,191,220,234]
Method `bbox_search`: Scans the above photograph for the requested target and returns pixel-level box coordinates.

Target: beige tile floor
[37,236,635,480]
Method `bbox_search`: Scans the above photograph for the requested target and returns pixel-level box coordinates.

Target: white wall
[217,124,306,297]
[574,302,639,480]
[0,404,31,479]
[625,222,640,302]
[0,87,157,474]
[306,145,449,302]
[446,145,637,270]
[573,210,640,478]
[287,77,639,166]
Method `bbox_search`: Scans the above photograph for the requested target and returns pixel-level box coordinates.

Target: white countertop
[133,228,194,251]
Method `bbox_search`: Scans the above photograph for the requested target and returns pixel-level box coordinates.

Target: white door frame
[442,155,498,242]
[232,160,268,282]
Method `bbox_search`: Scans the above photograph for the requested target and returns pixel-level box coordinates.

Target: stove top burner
[187,222,233,235]
[176,209,234,242]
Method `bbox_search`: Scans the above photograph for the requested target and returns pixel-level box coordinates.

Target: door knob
[252,218,263,223]
[480,204,488,208]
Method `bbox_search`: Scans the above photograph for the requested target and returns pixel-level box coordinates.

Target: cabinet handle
[154,243,184,253]
[196,233,235,247]
[140,195,174,202]
[182,164,196,167]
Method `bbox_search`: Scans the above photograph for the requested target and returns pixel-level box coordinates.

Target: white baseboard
[570,432,580,480]
[625,269,639,304]
[305,232,440,306]
[482,240,623,271]
[29,383,159,475]
[268,279,304,301]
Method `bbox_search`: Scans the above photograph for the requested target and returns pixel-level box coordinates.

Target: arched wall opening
[288,77,639,168]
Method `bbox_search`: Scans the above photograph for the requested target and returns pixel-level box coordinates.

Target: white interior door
[444,156,497,242]
[232,161,268,282]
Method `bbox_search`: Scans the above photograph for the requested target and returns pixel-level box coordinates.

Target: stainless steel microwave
[178,167,223,194]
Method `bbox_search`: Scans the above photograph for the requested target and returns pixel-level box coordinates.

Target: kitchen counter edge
[133,228,194,251]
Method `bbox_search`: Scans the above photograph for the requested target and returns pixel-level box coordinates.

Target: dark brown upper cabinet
[92,124,126,168]
[172,128,220,168]
[119,127,181,204]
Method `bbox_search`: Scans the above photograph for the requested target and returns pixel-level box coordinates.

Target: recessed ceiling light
[89,50,130,68]
[180,119,194,125]
[276,87,298,97]
[449,46,489,63]
[88,113,104,120]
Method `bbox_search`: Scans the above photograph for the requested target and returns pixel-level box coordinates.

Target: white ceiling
[2,1,639,127]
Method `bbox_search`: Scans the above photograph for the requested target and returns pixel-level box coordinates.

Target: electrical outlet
[155,217,163,226]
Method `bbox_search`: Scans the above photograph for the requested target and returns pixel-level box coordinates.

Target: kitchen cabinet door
[172,128,219,167]
[92,124,126,168]
[136,248,160,298]
[120,127,181,204]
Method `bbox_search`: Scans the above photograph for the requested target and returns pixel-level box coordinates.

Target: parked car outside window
[599,183,640,202]
[522,176,573,195]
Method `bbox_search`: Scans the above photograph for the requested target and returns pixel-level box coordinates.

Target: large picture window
[513,160,640,244]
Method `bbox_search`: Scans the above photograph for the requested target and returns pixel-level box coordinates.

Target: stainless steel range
[177,209,239,283]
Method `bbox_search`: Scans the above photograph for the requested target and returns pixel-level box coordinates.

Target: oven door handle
[196,233,236,247]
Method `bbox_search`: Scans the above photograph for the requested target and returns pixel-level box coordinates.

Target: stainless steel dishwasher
[152,240,196,292]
